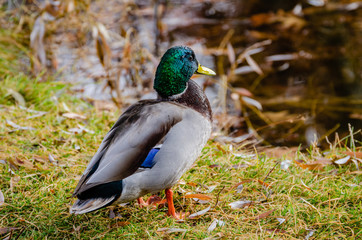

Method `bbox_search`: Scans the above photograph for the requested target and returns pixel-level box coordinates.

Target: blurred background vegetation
[1,0,361,147]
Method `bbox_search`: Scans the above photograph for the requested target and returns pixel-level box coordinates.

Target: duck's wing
[72,100,184,197]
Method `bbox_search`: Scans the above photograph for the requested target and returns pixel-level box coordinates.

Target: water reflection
[56,0,361,146]
[163,0,361,146]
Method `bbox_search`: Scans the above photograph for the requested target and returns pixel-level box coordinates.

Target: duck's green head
[154,46,215,97]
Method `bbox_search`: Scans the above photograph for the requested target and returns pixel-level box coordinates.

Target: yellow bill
[196,63,216,76]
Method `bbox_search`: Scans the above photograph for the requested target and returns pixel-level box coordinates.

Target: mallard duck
[70,46,215,219]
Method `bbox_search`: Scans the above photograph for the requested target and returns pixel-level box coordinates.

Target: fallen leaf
[109,209,116,219]
[280,160,291,170]
[265,229,287,234]
[6,119,36,131]
[0,189,4,205]
[305,229,316,240]
[207,219,218,232]
[245,54,263,75]
[188,206,211,219]
[33,155,47,163]
[63,112,87,120]
[236,184,243,193]
[187,182,197,187]
[69,124,95,134]
[0,227,19,235]
[157,227,187,234]
[227,43,235,64]
[207,219,225,232]
[209,164,221,168]
[233,179,253,189]
[233,65,254,75]
[26,111,47,119]
[6,88,26,106]
[253,209,274,220]
[206,185,217,193]
[257,180,270,188]
[276,217,286,225]
[334,156,351,165]
[233,88,253,97]
[342,151,362,158]
[47,154,58,166]
[241,96,263,110]
[9,157,36,170]
[294,159,328,171]
[229,200,253,209]
[185,194,212,201]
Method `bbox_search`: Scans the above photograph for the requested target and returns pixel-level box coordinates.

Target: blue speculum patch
[140,148,160,168]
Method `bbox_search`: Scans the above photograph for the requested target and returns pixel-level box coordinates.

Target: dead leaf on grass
[62,112,87,120]
[236,184,243,193]
[229,200,253,209]
[109,208,116,219]
[206,185,217,193]
[342,151,362,159]
[0,189,4,205]
[6,88,26,107]
[232,179,253,190]
[276,217,286,225]
[157,227,187,234]
[227,43,235,64]
[253,209,275,221]
[207,219,225,232]
[334,156,351,165]
[68,124,95,134]
[0,227,19,235]
[9,157,36,170]
[48,154,58,165]
[257,180,270,188]
[294,159,329,171]
[184,194,212,201]
[305,229,316,240]
[280,160,292,170]
[110,221,130,228]
[209,164,221,168]
[6,119,36,131]
[187,182,197,187]
[33,155,47,163]
[188,206,211,219]
[245,54,263,75]
[241,96,263,110]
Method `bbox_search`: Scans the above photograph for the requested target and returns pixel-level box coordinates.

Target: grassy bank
[1,76,361,239]
[0,19,361,240]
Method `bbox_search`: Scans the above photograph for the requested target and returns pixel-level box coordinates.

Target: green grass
[0,22,361,240]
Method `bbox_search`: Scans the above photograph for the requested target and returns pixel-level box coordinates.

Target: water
[56,0,362,147]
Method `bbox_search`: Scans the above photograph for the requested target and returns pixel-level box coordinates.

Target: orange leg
[165,188,186,220]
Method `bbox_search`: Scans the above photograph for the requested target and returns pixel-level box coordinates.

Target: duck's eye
[188,55,194,61]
